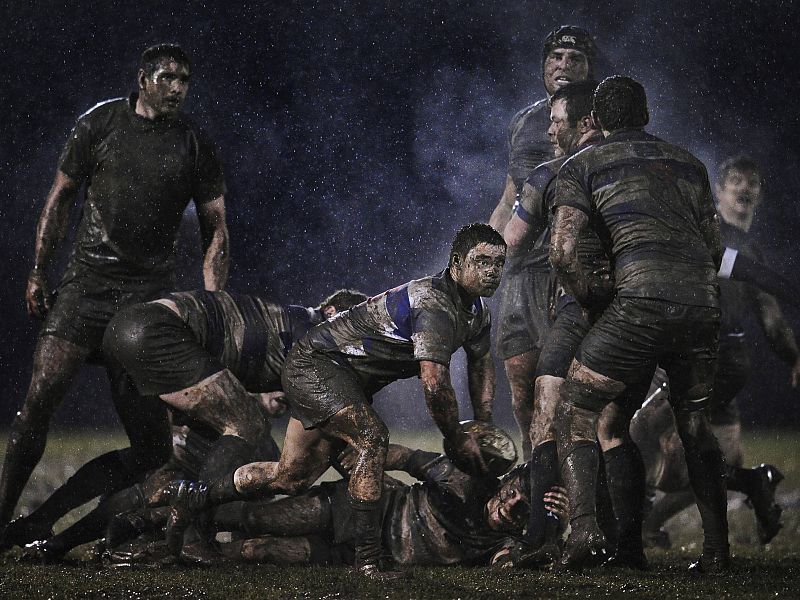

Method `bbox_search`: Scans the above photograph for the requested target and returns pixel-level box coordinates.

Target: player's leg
[222,535,342,566]
[505,351,538,461]
[0,334,90,543]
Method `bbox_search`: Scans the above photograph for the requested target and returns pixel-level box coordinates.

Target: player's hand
[338,445,358,473]
[26,268,52,319]
[790,359,800,389]
[543,485,569,522]
[443,428,489,477]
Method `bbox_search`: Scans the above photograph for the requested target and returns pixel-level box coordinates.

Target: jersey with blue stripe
[302,269,491,387]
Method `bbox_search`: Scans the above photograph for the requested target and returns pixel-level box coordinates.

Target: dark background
[2,0,799,433]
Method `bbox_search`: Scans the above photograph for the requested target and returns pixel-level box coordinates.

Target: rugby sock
[523,441,559,549]
[348,494,383,569]
[595,450,618,548]
[21,449,143,530]
[603,443,646,560]
[559,440,600,526]
[679,421,729,556]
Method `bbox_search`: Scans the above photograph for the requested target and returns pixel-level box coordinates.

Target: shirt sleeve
[410,290,459,365]
[192,128,226,204]
[552,157,592,216]
[57,116,94,183]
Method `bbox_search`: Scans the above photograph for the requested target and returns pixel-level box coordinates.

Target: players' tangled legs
[0,31,792,579]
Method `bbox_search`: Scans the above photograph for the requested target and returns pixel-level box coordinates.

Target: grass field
[0,428,798,599]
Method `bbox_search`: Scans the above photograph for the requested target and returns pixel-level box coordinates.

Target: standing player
[642,157,798,546]
[489,26,597,459]
[162,223,506,579]
[0,44,229,536]
[549,76,728,572]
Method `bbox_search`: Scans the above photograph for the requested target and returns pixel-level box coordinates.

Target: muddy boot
[0,516,53,552]
[728,464,783,544]
[349,495,404,581]
[603,443,648,570]
[556,441,608,572]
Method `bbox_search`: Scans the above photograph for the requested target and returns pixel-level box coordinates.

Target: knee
[561,375,620,414]
[360,418,389,453]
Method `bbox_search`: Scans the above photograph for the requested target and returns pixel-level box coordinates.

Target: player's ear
[451,253,462,268]
[137,69,147,90]
[590,109,601,131]
[579,114,593,134]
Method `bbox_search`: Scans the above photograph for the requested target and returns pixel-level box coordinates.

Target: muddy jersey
[516,134,608,277]
[168,290,323,392]
[58,94,225,275]
[300,269,491,390]
[554,129,719,307]
[507,98,554,192]
[382,451,505,565]
[717,220,764,334]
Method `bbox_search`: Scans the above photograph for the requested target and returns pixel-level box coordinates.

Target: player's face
[453,243,506,298]
[485,477,530,532]
[716,168,762,222]
[547,99,581,157]
[139,59,190,118]
[543,48,589,96]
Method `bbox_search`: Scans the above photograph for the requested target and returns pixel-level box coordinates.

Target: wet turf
[0,429,798,599]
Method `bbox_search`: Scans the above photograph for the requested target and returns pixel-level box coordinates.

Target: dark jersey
[326,451,505,566]
[717,220,764,334]
[554,129,719,307]
[516,132,608,277]
[168,290,323,392]
[300,269,491,391]
[507,98,555,192]
[58,94,226,275]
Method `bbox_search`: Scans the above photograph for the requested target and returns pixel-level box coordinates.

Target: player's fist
[26,268,51,320]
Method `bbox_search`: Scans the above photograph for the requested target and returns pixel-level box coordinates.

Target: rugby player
[489,26,597,460]
[549,76,728,572]
[0,44,229,537]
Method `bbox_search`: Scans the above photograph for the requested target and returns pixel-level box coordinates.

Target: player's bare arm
[754,291,800,387]
[488,175,517,232]
[467,351,494,422]
[197,195,229,291]
[420,360,488,476]
[549,205,589,304]
[27,170,79,318]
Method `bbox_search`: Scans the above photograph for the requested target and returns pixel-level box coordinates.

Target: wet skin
[543,48,589,97]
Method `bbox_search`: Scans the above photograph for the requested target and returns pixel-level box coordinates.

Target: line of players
[0,31,795,578]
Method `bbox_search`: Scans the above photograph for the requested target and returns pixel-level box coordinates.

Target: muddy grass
[0,429,798,599]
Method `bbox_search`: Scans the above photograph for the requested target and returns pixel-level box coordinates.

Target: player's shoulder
[526,155,566,190]
[77,96,127,120]
[509,97,549,128]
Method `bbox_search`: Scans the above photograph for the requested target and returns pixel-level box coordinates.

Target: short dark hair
[550,80,598,127]
[140,44,191,77]
[593,75,649,132]
[449,223,506,266]
[717,155,762,186]
[318,289,368,312]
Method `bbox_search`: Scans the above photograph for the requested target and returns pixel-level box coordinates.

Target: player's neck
[718,206,753,232]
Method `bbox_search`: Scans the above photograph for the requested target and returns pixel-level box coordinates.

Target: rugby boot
[688,551,731,574]
[17,538,68,565]
[603,443,648,571]
[746,464,784,544]
[350,495,405,581]
[0,515,53,552]
[556,441,609,572]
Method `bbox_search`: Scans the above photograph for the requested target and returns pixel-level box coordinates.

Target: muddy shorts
[42,261,170,353]
[577,296,720,411]
[103,302,223,396]
[535,299,591,379]
[496,267,553,360]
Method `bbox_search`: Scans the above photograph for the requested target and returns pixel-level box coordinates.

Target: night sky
[2,0,800,432]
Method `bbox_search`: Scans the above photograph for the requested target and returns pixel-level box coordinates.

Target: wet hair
[449,223,506,267]
[542,25,596,78]
[717,155,762,186]
[593,75,649,132]
[140,44,191,77]
[501,461,532,500]
[550,79,598,127]
[318,289,368,312]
